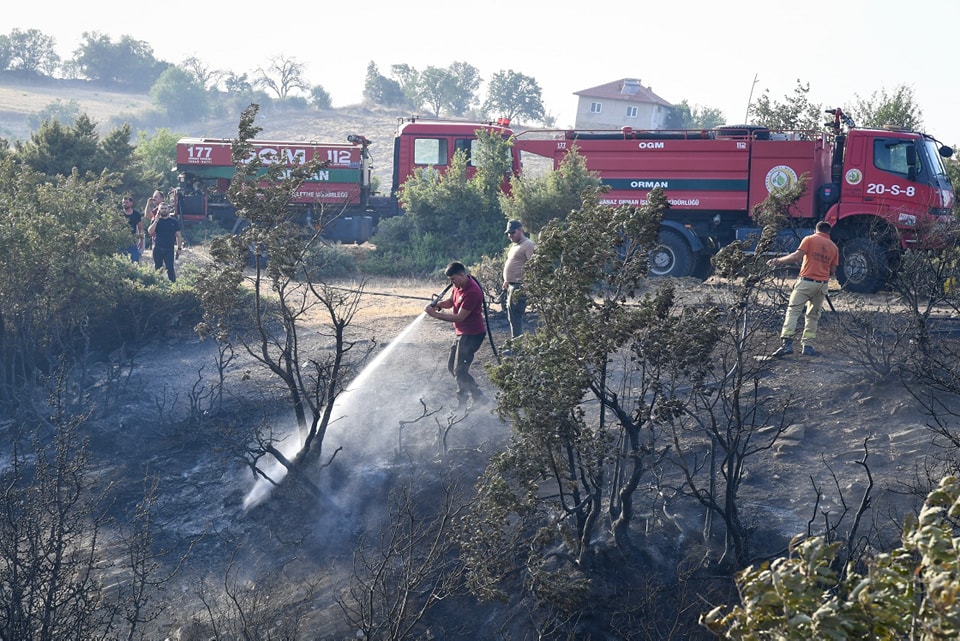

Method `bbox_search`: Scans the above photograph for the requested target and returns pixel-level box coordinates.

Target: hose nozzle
[432,282,453,309]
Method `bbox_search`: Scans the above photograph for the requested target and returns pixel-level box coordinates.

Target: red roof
[574,78,672,107]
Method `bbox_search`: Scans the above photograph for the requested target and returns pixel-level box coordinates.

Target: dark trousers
[506,284,527,338]
[448,333,485,399]
[153,246,176,282]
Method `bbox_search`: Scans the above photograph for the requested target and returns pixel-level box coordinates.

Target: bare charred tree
[194,104,374,499]
[193,549,320,641]
[0,380,181,640]
[666,176,809,566]
[338,481,469,639]
[886,239,960,481]
[834,221,960,382]
[181,56,224,91]
[254,55,307,100]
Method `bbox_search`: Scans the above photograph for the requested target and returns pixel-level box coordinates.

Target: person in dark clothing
[121,195,144,263]
[147,202,183,282]
[424,261,488,407]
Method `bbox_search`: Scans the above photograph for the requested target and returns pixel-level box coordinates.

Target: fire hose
[328,281,503,364]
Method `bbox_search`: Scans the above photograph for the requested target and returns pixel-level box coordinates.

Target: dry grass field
[0,78,153,140]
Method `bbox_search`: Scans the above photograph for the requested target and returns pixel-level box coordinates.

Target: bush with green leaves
[0,156,198,403]
[500,141,601,233]
[371,129,512,274]
[702,475,960,639]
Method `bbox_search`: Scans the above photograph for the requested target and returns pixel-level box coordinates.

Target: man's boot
[771,338,794,357]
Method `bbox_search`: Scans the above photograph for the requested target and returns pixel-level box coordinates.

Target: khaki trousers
[779,279,828,346]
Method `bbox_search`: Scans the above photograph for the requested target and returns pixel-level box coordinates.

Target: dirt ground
[89,250,952,638]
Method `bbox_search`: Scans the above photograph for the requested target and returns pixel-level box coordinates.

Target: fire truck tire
[837,237,888,293]
[692,253,713,280]
[649,230,694,278]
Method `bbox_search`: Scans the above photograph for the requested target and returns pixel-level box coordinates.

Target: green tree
[0,159,132,399]
[849,84,924,130]
[390,63,422,107]
[670,99,726,129]
[27,99,81,130]
[17,113,100,177]
[220,72,271,115]
[309,84,332,109]
[135,127,182,190]
[97,122,151,196]
[151,66,209,123]
[419,66,456,117]
[749,80,824,130]
[947,153,960,216]
[362,61,406,107]
[72,31,166,89]
[0,34,12,71]
[6,28,59,75]
[446,61,481,116]
[224,72,253,94]
[499,142,601,232]
[16,111,158,207]
[462,187,724,604]
[703,475,960,639]
[483,69,545,125]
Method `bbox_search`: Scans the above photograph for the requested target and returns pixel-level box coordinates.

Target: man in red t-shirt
[425,261,488,406]
[767,221,839,357]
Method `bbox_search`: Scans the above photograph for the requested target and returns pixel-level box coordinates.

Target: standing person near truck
[120,195,144,263]
[767,221,839,357]
[502,220,535,343]
[148,202,183,282]
[143,190,164,249]
[424,261,489,407]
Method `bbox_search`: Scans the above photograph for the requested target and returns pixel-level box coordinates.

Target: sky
[8,0,960,146]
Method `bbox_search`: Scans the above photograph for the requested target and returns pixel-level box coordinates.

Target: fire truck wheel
[649,230,694,278]
[837,237,888,293]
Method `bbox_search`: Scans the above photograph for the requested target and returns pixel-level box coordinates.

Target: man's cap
[505,220,523,233]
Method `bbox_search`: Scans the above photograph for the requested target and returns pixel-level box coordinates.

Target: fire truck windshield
[921,138,949,178]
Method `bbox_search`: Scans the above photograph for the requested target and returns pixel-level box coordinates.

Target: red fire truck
[173,118,513,245]
[175,111,954,292]
[174,134,391,244]
[506,109,955,293]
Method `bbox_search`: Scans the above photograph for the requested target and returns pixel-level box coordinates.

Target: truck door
[864,136,925,226]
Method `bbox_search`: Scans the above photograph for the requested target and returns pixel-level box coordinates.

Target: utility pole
[744,73,759,123]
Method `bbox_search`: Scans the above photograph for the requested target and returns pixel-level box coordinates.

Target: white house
[573,78,673,130]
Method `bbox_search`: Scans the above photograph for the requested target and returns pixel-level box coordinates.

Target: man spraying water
[424,261,489,408]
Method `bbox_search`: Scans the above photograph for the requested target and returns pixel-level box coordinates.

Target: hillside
[0,76,408,188]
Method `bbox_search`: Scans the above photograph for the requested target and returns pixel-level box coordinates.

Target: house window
[625,106,638,119]
[590,102,602,114]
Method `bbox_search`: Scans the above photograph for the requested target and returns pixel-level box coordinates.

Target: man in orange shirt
[766,221,839,357]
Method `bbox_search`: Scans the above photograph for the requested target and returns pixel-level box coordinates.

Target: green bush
[83,257,202,350]
[368,130,513,274]
[702,475,960,640]
[304,243,357,278]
